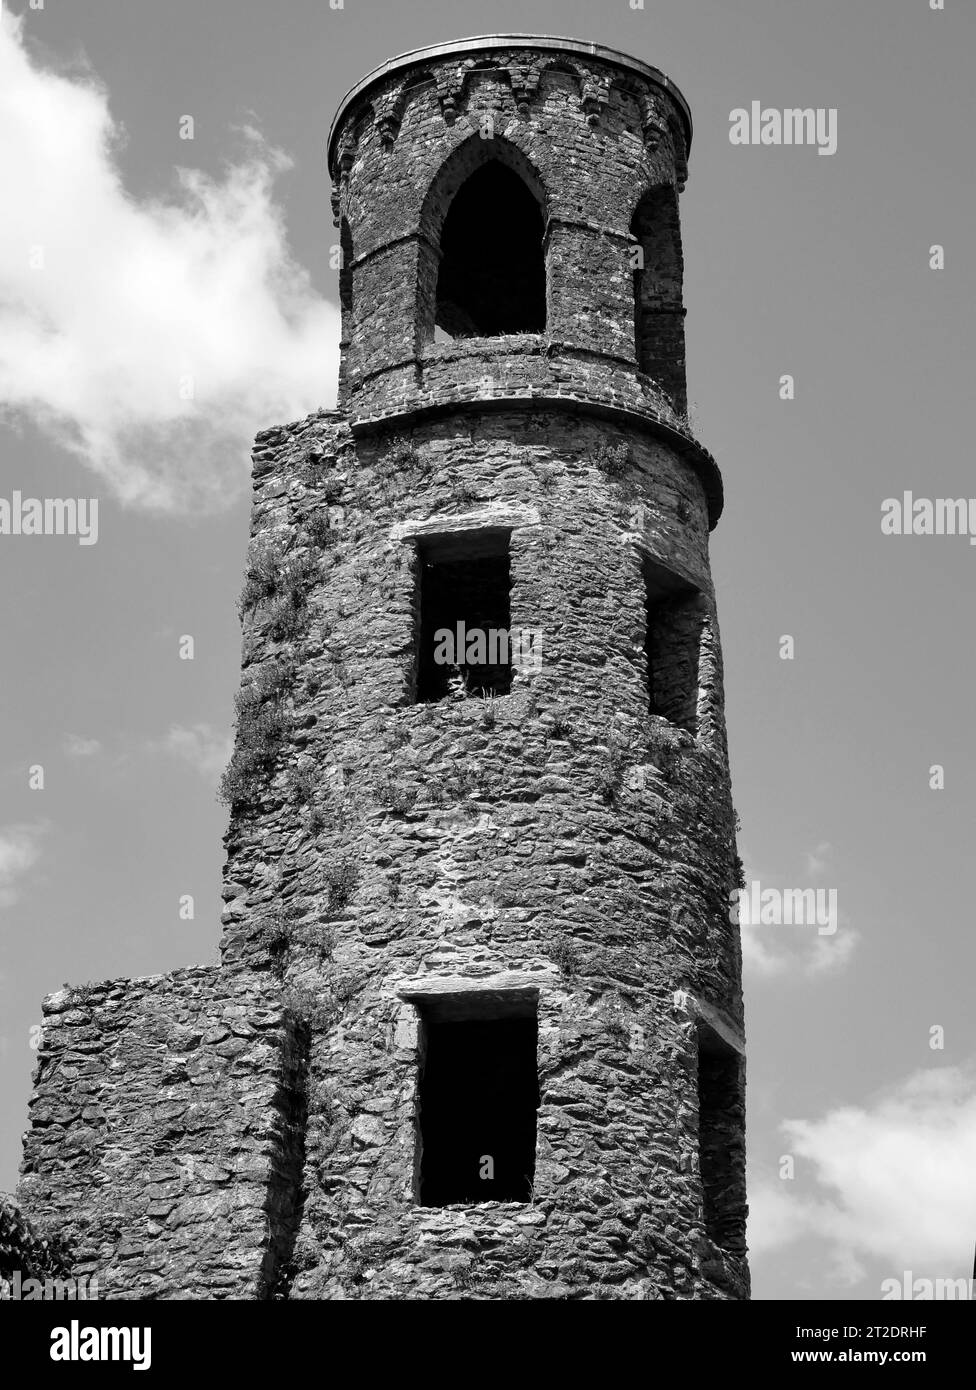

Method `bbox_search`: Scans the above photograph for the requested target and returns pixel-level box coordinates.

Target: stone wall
[0,1194,71,1292]
[212,398,747,1299]
[18,968,306,1299]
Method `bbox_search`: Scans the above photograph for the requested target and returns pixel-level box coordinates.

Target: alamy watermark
[731,881,838,936]
[0,491,98,545]
[729,103,837,156]
[432,624,543,673]
[49,1320,151,1370]
[881,493,976,545]
[1,1269,98,1300]
[881,1271,974,1300]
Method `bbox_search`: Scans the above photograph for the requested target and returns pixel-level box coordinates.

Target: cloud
[63,734,102,758]
[738,844,856,981]
[749,1066,976,1280]
[0,823,44,908]
[747,1177,826,1259]
[155,723,232,781]
[0,13,339,512]
[804,929,858,976]
[741,916,859,980]
[739,917,787,979]
[803,841,833,878]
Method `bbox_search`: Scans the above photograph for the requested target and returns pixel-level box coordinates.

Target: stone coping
[327,33,693,174]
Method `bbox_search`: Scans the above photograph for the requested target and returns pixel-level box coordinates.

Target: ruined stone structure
[14,35,748,1300]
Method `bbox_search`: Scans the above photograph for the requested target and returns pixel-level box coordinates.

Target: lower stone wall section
[0,1194,71,1294]
[17,967,307,1300]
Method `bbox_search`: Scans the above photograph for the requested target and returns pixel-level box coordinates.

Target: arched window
[435,162,545,338]
[631,185,686,411]
[419,146,547,343]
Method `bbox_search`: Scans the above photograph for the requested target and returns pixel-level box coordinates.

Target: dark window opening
[416,1001,539,1206]
[338,221,353,315]
[631,186,686,413]
[415,530,512,702]
[434,161,546,339]
[337,218,354,393]
[644,557,702,733]
[697,1026,747,1253]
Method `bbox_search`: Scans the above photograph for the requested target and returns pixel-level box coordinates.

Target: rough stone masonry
[11,35,749,1301]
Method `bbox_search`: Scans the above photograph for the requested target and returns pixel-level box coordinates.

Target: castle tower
[15,35,747,1302]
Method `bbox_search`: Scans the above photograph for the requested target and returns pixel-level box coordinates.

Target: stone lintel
[397,971,551,1022]
[673,989,746,1056]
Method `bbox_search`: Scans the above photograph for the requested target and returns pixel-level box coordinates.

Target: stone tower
[14,35,748,1302]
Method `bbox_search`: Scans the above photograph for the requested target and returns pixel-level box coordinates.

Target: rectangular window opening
[415,529,512,703]
[643,557,702,733]
[414,993,539,1206]
[697,1024,747,1254]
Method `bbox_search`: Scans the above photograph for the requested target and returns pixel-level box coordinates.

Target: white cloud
[0,823,44,908]
[741,916,860,980]
[0,13,339,512]
[749,1066,976,1279]
[803,841,833,878]
[740,916,788,979]
[156,723,232,781]
[738,846,857,981]
[63,734,102,758]
[746,1178,825,1259]
[805,928,858,976]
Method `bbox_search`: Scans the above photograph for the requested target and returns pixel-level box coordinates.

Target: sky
[1,0,974,1302]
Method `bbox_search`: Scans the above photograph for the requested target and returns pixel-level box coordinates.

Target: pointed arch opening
[418,142,548,344]
[630,185,686,411]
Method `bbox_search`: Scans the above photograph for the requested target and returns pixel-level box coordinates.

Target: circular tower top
[329,33,722,526]
[327,34,694,176]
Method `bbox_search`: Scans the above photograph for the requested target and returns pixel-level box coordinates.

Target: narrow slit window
[643,558,702,733]
[415,996,539,1207]
[697,1025,747,1253]
[415,530,512,702]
